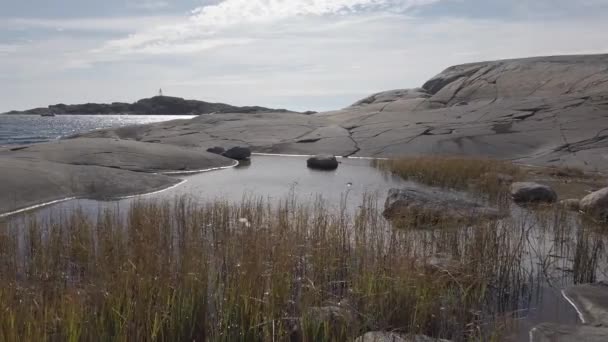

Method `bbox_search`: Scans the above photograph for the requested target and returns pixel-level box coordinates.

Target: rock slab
[355,332,450,342]
[530,323,608,342]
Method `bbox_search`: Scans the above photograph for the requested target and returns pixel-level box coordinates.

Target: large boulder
[580,187,608,221]
[510,182,557,203]
[307,154,339,170]
[355,332,450,342]
[383,186,501,225]
[222,146,251,160]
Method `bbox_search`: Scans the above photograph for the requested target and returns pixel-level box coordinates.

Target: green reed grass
[0,194,602,342]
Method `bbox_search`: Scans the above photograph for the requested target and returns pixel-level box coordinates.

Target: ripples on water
[0,114,195,145]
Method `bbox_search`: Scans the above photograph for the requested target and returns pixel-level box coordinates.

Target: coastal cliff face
[5,95,289,115]
[83,54,608,171]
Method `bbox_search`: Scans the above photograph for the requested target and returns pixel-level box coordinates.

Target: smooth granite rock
[530,323,608,342]
[0,157,181,216]
[206,146,225,155]
[307,155,339,170]
[78,54,608,172]
[355,332,450,342]
[510,182,558,203]
[383,186,501,223]
[0,138,235,216]
[580,187,608,221]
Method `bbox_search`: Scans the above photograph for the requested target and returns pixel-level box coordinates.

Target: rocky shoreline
[2,53,608,217]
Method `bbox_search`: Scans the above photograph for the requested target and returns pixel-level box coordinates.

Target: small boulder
[355,332,451,342]
[510,182,557,204]
[206,146,225,155]
[580,187,608,221]
[222,146,251,160]
[559,199,581,211]
[307,154,339,170]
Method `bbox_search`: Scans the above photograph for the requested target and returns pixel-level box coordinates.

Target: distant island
[3,95,301,115]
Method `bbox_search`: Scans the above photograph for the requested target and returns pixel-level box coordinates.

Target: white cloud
[99,0,440,54]
[127,0,171,10]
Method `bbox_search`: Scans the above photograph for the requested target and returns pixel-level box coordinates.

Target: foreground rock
[0,138,236,216]
[355,332,450,342]
[530,323,608,342]
[221,146,251,160]
[510,182,557,203]
[563,282,608,325]
[307,155,339,170]
[80,54,608,172]
[0,138,234,174]
[383,186,501,224]
[0,157,181,216]
[580,187,608,221]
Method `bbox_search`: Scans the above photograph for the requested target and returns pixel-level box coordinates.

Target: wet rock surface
[383,186,501,223]
[307,154,339,170]
[580,187,608,221]
[511,182,558,203]
[563,282,608,326]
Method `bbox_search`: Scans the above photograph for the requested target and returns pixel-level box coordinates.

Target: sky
[1,0,608,112]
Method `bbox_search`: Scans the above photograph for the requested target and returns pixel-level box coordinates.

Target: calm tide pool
[1,155,598,341]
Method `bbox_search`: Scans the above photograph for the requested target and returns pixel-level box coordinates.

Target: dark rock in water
[530,323,608,342]
[222,146,251,160]
[580,187,608,221]
[307,154,339,170]
[560,198,581,211]
[563,282,608,325]
[383,186,501,224]
[206,146,225,155]
[510,182,557,203]
[355,332,451,342]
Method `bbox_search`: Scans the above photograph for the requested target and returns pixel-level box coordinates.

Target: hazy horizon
[2,0,608,113]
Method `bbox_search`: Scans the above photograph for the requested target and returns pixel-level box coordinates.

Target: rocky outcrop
[307,155,339,170]
[510,182,557,203]
[77,54,608,172]
[383,186,501,224]
[580,187,608,221]
[5,96,289,115]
